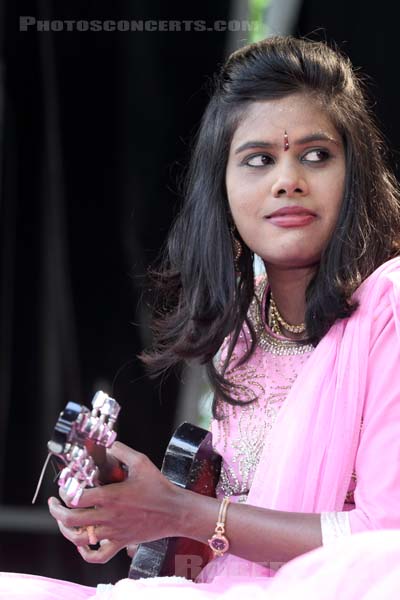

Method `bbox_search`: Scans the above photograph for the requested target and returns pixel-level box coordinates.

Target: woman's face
[225,93,346,270]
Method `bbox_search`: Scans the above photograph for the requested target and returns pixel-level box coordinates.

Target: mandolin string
[51,457,61,483]
[31,452,53,504]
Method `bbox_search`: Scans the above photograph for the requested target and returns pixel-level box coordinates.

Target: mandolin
[42,391,221,580]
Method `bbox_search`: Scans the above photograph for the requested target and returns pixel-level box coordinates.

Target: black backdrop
[0,0,399,586]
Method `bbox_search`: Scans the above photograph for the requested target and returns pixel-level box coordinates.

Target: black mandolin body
[128,422,221,580]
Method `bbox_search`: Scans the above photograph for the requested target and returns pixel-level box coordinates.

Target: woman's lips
[266,206,317,228]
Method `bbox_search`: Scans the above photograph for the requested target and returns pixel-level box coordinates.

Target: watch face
[209,534,229,554]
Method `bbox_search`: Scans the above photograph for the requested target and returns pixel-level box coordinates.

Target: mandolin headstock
[46,391,121,505]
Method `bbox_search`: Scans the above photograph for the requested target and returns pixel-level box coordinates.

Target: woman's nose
[271,162,308,198]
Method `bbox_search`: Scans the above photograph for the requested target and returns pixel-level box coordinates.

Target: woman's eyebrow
[234,140,276,154]
[296,133,340,146]
[234,132,340,155]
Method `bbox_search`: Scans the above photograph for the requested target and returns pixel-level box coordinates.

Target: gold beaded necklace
[268,293,306,335]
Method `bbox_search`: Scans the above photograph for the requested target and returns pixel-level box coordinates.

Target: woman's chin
[261,254,321,271]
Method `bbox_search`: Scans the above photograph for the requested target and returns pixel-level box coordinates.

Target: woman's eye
[303,149,330,163]
[244,154,273,167]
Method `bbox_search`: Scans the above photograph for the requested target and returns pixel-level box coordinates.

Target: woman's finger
[48,497,105,529]
[49,496,131,548]
[108,441,145,471]
[56,520,92,546]
[126,543,139,558]
[58,486,85,508]
[77,539,124,564]
[58,484,104,509]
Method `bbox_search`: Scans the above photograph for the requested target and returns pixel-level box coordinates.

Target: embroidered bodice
[213,347,311,501]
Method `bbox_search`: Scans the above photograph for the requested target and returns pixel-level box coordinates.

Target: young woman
[2,35,400,599]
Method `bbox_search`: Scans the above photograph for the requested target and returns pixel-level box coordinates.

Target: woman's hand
[48,441,182,563]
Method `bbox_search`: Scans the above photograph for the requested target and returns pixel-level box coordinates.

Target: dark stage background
[0,0,399,586]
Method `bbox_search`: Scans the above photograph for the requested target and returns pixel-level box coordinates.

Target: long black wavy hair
[141,36,400,413]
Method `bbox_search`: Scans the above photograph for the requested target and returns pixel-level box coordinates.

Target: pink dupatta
[199,256,400,581]
[249,256,400,511]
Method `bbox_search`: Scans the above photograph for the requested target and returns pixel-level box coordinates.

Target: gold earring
[230,226,242,269]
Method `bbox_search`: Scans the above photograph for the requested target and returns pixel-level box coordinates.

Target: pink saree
[1,529,400,599]
[1,257,400,598]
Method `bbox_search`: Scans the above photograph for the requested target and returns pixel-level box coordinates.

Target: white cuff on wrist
[320,511,351,545]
